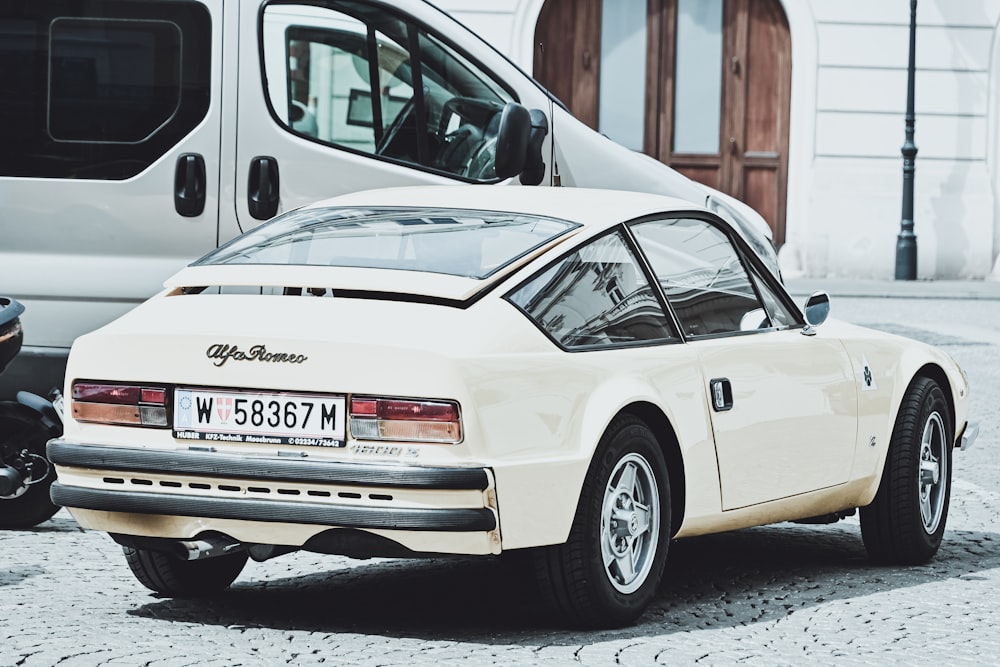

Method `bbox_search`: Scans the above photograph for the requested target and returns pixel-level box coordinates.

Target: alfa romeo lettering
[174,388,345,447]
[206,343,308,367]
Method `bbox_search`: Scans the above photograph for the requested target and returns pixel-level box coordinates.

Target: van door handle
[710,378,733,412]
[174,153,206,217]
[248,155,280,220]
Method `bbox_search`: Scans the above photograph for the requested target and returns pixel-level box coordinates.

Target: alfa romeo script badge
[205,343,308,367]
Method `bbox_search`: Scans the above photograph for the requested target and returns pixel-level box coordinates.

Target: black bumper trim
[51,483,496,532]
[47,439,489,490]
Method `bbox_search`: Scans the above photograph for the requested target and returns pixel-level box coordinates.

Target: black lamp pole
[895,0,918,280]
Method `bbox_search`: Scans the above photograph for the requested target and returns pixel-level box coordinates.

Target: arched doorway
[534,0,791,245]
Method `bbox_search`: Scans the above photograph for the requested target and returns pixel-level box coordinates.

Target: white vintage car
[49,186,977,628]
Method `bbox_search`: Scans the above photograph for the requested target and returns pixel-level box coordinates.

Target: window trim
[626,211,804,342]
[503,225,682,353]
[47,16,183,145]
[257,0,522,183]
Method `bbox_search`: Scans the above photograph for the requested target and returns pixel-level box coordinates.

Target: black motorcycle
[0,296,62,528]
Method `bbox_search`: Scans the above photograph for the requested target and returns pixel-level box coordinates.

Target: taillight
[349,397,462,444]
[72,382,169,427]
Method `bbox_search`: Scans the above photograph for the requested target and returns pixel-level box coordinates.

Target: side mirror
[494,103,531,180]
[801,291,830,336]
[519,108,549,186]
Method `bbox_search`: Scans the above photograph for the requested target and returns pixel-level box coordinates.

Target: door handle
[174,153,206,217]
[710,378,733,412]
[248,155,280,220]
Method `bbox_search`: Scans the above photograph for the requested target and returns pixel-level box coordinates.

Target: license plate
[173,388,346,447]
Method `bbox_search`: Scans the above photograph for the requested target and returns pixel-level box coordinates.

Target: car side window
[262,2,514,181]
[0,1,211,179]
[630,217,768,338]
[747,263,799,329]
[507,231,678,349]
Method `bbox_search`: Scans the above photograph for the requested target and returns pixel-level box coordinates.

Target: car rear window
[196,207,578,279]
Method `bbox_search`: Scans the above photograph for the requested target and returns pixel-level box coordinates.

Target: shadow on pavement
[1,514,87,534]
[128,524,1000,643]
[0,565,46,587]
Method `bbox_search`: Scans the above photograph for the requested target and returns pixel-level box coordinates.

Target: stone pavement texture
[2,287,998,666]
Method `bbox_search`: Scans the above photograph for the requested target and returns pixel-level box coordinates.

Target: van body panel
[0,0,225,354]
[0,0,776,399]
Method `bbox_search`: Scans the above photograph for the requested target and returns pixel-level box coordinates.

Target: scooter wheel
[0,402,60,528]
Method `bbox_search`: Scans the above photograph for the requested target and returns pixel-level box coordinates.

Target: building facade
[437,0,1000,280]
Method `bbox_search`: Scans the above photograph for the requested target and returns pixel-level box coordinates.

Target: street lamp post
[895,0,918,280]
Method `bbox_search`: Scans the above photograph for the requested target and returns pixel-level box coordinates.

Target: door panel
[696,331,859,510]
[534,0,600,128]
[533,0,791,244]
[237,1,523,234]
[236,2,443,233]
[0,0,223,351]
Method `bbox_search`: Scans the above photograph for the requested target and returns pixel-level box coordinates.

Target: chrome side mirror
[801,291,830,336]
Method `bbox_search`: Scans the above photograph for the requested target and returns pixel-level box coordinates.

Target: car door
[232,0,526,235]
[630,216,858,510]
[0,0,223,354]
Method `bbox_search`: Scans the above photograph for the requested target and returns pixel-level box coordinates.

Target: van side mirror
[494,103,531,180]
[801,291,830,336]
[519,108,549,186]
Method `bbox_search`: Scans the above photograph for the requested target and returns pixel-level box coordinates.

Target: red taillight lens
[71,381,168,427]
[73,383,141,405]
[375,399,459,422]
[349,397,462,444]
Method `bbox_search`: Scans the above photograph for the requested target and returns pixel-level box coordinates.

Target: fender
[840,329,969,506]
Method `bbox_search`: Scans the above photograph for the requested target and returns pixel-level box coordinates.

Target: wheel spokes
[614,461,638,499]
[917,411,948,534]
[599,452,661,593]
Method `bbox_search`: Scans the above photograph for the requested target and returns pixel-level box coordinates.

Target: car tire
[532,415,670,628]
[860,376,953,565]
[0,402,60,529]
[123,546,248,597]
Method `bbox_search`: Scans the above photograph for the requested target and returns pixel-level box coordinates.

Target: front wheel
[533,415,670,628]
[123,546,248,597]
[861,376,953,564]
[0,402,60,529]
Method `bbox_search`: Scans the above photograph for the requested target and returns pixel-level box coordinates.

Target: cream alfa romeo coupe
[49,186,977,628]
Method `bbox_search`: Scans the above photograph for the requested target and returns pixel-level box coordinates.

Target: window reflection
[509,232,676,348]
[631,218,766,337]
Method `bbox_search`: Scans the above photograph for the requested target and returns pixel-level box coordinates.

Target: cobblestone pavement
[2,294,998,666]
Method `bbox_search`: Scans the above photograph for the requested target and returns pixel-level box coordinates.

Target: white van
[0,0,775,397]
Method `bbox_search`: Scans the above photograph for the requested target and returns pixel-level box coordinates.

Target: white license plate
[173,388,346,447]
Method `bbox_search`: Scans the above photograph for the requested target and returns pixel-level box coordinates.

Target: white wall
[432,0,539,70]
[790,0,999,279]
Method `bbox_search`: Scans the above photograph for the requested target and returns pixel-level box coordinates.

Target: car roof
[303,185,708,229]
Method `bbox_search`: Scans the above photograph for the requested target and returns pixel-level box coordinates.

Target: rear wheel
[861,377,952,564]
[533,415,670,628]
[0,402,59,529]
[123,546,248,597]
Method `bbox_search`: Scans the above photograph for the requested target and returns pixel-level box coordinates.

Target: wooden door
[533,0,791,245]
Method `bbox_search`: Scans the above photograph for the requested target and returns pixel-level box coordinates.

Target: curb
[784,278,1000,301]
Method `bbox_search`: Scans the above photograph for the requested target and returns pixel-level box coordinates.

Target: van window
[263,2,515,181]
[0,1,211,180]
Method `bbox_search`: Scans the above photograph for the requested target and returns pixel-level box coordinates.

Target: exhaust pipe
[178,534,244,561]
